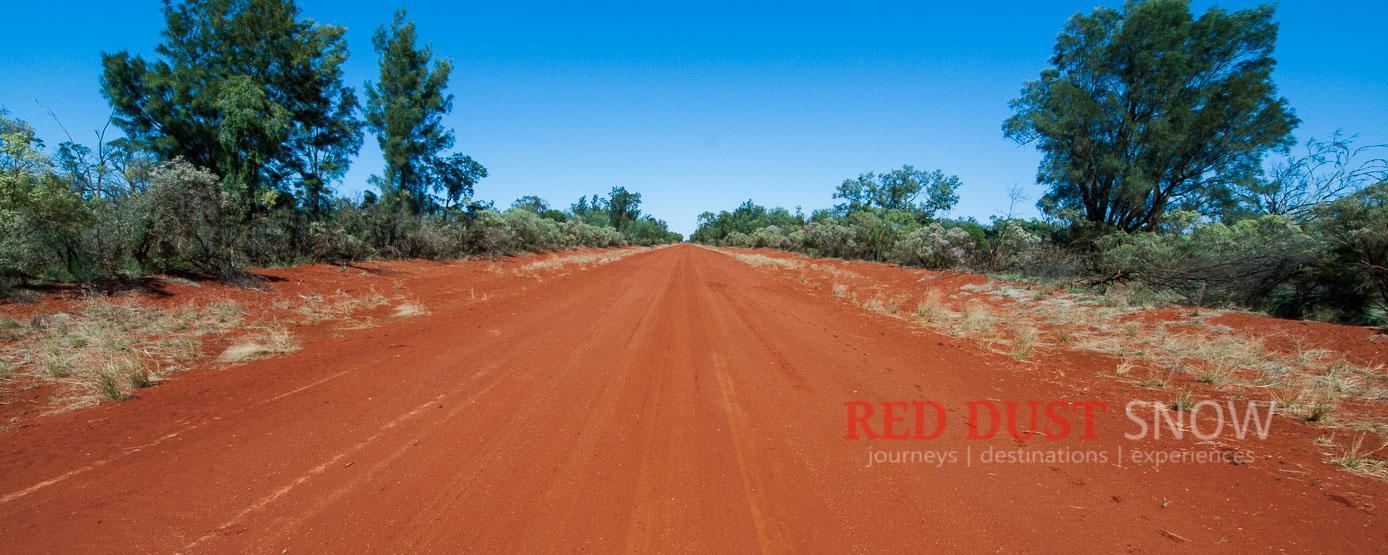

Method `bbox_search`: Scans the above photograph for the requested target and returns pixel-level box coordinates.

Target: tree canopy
[832,165,961,221]
[364,9,455,214]
[1004,0,1298,233]
[101,0,362,212]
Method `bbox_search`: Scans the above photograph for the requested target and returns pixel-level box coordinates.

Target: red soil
[0,244,1385,551]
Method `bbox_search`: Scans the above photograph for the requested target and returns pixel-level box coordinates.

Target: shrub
[131,159,245,277]
[751,225,791,249]
[503,208,566,252]
[801,221,856,258]
[1,113,94,284]
[1095,215,1317,307]
[1313,182,1388,323]
[723,231,754,248]
[890,223,975,269]
[988,220,1042,270]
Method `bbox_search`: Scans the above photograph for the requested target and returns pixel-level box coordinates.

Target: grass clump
[2,299,248,409]
[912,290,950,324]
[951,301,996,336]
[1332,436,1386,476]
[730,253,802,269]
[1171,390,1195,412]
[217,324,299,363]
[1303,398,1334,423]
[1010,326,1039,361]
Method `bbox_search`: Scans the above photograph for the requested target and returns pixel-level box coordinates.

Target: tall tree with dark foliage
[101,0,362,213]
[1005,0,1298,233]
[364,9,455,214]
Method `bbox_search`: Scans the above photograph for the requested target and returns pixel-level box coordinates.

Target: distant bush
[984,220,1042,271]
[889,223,975,269]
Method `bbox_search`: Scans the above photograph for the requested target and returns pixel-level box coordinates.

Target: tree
[430,153,486,209]
[691,200,803,244]
[570,194,610,227]
[832,165,961,220]
[101,0,362,212]
[364,9,454,214]
[1237,133,1388,221]
[0,111,93,282]
[606,186,642,231]
[1004,0,1298,233]
[510,195,549,213]
[1315,181,1388,318]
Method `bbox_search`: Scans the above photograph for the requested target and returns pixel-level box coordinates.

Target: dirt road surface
[2,245,1384,551]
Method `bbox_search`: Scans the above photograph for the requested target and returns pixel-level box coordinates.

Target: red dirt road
[1,245,1385,551]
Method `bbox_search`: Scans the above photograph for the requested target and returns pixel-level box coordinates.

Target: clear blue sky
[2,1,1385,235]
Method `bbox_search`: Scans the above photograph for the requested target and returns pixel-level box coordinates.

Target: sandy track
[0,245,1384,551]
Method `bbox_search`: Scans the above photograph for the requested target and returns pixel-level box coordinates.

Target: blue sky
[2,1,1385,235]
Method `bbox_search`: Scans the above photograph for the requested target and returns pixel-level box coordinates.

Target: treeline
[694,1,1388,324]
[0,1,678,291]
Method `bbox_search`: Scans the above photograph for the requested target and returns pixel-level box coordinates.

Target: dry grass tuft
[730,253,802,269]
[521,248,645,273]
[1010,326,1040,361]
[1332,435,1387,477]
[296,289,389,324]
[2,299,247,409]
[952,301,996,337]
[217,324,298,363]
[392,303,428,318]
[912,290,951,324]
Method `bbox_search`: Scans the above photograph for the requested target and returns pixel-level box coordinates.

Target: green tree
[605,186,641,231]
[1004,0,1298,233]
[570,194,611,227]
[0,111,93,283]
[1315,182,1388,319]
[365,9,454,214]
[510,195,549,213]
[832,165,961,220]
[691,200,803,244]
[101,0,362,212]
[430,153,486,209]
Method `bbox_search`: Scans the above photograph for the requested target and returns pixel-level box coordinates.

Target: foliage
[1237,133,1388,221]
[569,186,682,243]
[691,200,803,244]
[364,9,455,214]
[131,159,245,277]
[1004,0,1298,232]
[101,0,362,210]
[889,223,976,269]
[1095,215,1318,307]
[430,153,487,209]
[1313,182,1388,322]
[0,112,94,285]
[832,165,961,220]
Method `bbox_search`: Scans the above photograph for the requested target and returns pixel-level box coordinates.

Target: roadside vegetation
[0,1,679,298]
[721,247,1388,476]
[693,1,1387,326]
[702,0,1388,477]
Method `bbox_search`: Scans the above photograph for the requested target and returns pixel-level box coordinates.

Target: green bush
[1,113,93,285]
[131,159,245,277]
[1096,215,1318,307]
[889,223,976,269]
[1311,182,1388,323]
